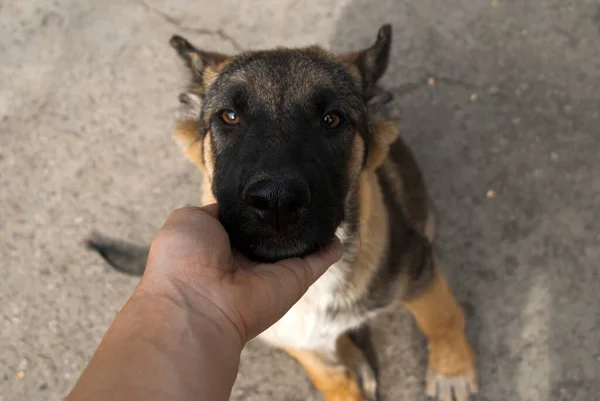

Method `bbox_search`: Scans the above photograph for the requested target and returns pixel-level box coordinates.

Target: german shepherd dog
[88,25,477,401]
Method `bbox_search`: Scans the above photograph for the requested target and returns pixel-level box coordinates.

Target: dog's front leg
[285,330,379,401]
[403,266,478,401]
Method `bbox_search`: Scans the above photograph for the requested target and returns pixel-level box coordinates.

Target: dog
[87,24,477,401]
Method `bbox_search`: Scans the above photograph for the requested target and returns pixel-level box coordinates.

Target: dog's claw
[358,363,378,401]
[426,368,477,401]
[426,368,437,397]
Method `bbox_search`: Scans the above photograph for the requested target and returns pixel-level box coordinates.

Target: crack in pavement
[138,1,478,99]
[139,0,243,51]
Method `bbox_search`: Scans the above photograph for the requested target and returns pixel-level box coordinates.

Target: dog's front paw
[426,368,477,401]
[425,336,477,401]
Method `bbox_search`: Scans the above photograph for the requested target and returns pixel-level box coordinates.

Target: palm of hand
[144,205,340,345]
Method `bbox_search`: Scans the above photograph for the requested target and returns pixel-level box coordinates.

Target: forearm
[66,290,242,401]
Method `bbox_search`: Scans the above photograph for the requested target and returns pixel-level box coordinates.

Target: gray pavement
[1,0,600,400]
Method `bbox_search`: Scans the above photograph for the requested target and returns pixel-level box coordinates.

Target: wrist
[67,281,243,401]
[133,275,245,352]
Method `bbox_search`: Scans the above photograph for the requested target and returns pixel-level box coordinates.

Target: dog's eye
[322,111,344,129]
[220,109,240,125]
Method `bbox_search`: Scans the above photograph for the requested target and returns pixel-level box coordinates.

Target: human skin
[66,204,342,401]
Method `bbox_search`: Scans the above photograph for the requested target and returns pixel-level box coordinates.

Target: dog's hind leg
[285,328,379,401]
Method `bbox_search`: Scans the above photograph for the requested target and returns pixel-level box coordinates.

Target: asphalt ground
[1,0,599,400]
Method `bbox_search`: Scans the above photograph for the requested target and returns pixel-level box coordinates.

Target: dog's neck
[339,168,386,258]
[326,168,389,302]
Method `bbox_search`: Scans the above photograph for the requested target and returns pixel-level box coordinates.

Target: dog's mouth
[230,232,325,263]
[220,206,342,263]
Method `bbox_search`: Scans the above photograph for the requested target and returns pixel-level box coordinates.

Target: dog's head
[170,25,397,262]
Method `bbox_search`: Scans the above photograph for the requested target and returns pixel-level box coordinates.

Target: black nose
[243,178,311,230]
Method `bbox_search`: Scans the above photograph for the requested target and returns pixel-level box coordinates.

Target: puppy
[88,25,477,401]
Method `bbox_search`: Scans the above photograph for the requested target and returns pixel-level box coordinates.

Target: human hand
[135,204,342,347]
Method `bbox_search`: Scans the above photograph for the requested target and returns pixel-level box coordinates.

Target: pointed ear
[169,35,230,80]
[339,24,392,96]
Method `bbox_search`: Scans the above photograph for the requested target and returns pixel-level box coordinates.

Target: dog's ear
[169,35,229,172]
[170,35,230,83]
[338,24,392,97]
[338,25,395,169]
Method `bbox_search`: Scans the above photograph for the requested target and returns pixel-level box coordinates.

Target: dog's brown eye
[220,109,239,125]
[322,111,344,129]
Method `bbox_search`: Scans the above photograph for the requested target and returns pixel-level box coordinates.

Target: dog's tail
[85,232,149,276]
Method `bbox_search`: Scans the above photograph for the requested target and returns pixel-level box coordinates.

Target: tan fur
[200,175,216,205]
[346,170,388,298]
[285,334,375,401]
[403,266,477,389]
[344,123,397,299]
[203,59,231,88]
[337,51,362,79]
[171,121,217,205]
[201,131,216,179]
[333,131,389,300]
[203,68,220,88]
[366,121,399,170]
[200,132,217,205]
[171,120,203,169]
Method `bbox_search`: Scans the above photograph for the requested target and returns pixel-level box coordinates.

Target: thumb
[199,203,219,219]
[241,238,342,337]
[299,237,343,283]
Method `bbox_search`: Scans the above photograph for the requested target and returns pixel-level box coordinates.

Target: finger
[258,238,342,296]
[299,237,343,282]
[163,204,218,228]
[149,205,231,275]
[200,203,219,218]
[160,206,205,230]
[237,238,342,337]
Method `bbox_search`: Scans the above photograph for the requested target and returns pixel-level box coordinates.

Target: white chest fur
[257,261,368,351]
